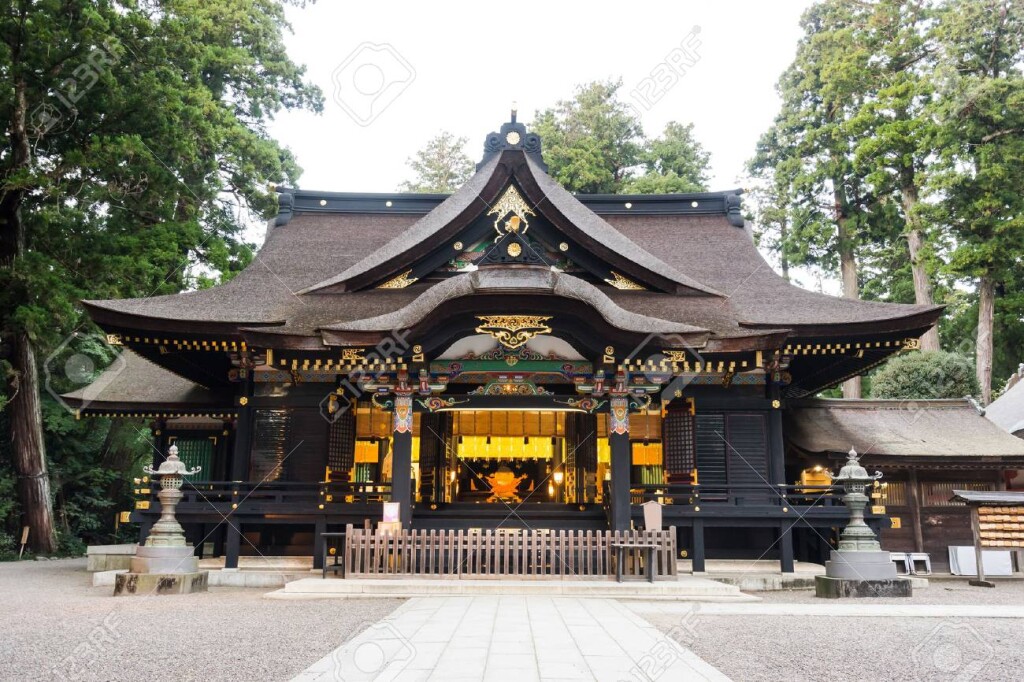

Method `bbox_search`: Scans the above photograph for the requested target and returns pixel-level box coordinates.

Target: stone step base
[267,577,760,601]
[113,571,208,596]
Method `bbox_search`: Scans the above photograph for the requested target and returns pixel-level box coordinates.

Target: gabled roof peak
[478,109,546,171]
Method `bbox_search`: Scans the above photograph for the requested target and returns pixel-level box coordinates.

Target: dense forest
[2,0,1021,556]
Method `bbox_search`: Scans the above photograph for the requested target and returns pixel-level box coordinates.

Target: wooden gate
[342,525,678,580]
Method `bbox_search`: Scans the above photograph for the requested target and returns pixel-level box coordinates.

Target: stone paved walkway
[293,596,731,681]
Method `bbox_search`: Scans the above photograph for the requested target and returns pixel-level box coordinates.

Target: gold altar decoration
[378,269,418,289]
[488,185,536,238]
[475,315,552,349]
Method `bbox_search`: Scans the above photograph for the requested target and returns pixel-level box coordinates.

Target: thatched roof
[786,398,1024,459]
[61,349,228,414]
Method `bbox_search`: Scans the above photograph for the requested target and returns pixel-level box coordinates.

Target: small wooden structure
[952,490,1024,586]
[342,525,677,580]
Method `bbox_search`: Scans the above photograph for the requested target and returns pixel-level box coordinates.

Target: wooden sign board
[977,506,1024,548]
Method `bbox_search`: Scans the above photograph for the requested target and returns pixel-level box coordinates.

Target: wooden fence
[342,525,678,580]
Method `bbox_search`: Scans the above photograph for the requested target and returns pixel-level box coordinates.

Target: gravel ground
[0,559,403,681]
[646,612,1024,682]
[755,578,1024,606]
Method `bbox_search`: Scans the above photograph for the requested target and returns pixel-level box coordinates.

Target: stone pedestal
[114,546,208,596]
[114,571,208,596]
[130,545,200,574]
[815,575,912,598]
[815,550,912,598]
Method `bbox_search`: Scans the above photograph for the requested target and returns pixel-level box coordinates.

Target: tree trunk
[8,332,57,553]
[836,189,861,399]
[779,213,790,282]
[976,276,995,405]
[901,182,940,351]
[3,75,56,553]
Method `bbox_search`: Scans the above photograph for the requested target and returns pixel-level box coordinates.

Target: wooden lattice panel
[978,506,1024,548]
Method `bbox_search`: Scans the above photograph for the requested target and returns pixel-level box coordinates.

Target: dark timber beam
[609,396,631,532]
[392,395,414,528]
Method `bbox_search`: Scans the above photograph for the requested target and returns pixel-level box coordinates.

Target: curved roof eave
[317,267,710,344]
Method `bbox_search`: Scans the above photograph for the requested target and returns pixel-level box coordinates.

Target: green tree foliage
[623,122,709,193]
[871,351,980,400]
[749,0,1024,399]
[0,0,323,551]
[398,131,474,193]
[532,80,710,194]
[928,0,1024,403]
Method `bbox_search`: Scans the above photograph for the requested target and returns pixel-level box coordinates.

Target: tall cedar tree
[398,131,474,193]
[0,0,322,551]
[929,0,1024,404]
[765,0,897,398]
[531,80,710,194]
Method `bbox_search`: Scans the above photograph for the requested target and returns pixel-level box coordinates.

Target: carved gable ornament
[487,185,536,240]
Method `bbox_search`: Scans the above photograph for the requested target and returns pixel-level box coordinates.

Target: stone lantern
[815,448,911,598]
[114,444,209,596]
[830,448,884,551]
[141,444,200,547]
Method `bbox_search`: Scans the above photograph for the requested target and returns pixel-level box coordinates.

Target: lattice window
[663,409,695,477]
[327,410,356,474]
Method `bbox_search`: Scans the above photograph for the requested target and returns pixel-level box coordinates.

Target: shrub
[871,351,980,400]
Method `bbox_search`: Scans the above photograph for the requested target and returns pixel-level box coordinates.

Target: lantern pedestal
[815,550,911,598]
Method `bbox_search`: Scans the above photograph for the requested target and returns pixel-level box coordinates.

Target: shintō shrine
[67,111,961,575]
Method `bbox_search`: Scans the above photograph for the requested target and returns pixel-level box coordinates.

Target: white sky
[268,0,815,194]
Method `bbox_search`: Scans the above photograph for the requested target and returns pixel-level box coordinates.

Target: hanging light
[524,436,529,445]
[553,470,564,485]
[486,436,491,445]
[548,482,555,497]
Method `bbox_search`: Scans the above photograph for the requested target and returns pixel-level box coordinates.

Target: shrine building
[66,113,1024,573]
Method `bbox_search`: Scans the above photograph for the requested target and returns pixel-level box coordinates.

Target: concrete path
[293,596,731,681]
[627,601,1024,619]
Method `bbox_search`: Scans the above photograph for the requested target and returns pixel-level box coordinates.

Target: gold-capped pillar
[609,396,631,531]
[391,393,414,527]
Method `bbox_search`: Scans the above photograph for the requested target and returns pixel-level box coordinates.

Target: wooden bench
[612,542,660,583]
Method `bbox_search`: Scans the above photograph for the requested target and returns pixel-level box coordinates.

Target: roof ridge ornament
[478,108,546,171]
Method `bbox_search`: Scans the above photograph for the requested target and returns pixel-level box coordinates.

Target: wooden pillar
[767,386,786,486]
[692,520,706,573]
[230,378,254,481]
[609,396,631,532]
[313,518,326,570]
[224,518,241,569]
[906,468,924,553]
[778,522,795,573]
[391,395,414,528]
[151,419,168,469]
